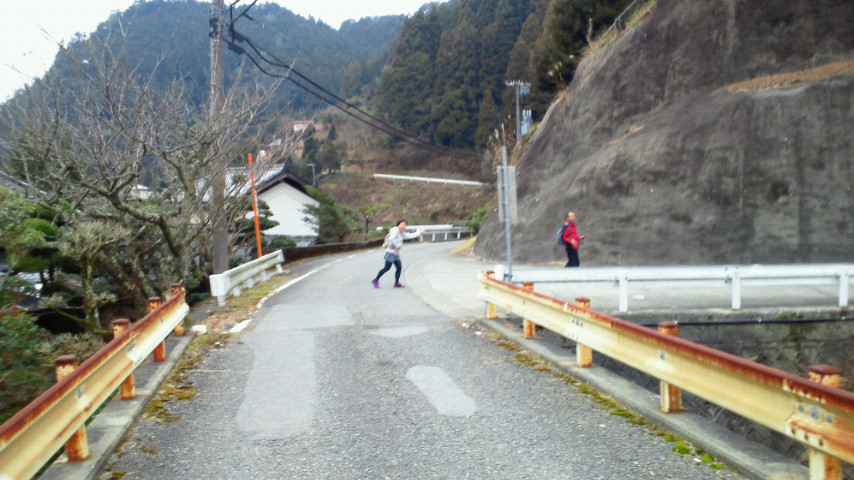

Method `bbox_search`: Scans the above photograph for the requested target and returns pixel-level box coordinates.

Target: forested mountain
[10,0,404,115]
[378,0,634,149]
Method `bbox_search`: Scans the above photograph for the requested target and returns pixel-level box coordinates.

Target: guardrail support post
[574,297,593,367]
[55,355,89,462]
[148,297,167,362]
[731,269,742,309]
[658,322,682,413]
[839,271,849,308]
[112,319,135,400]
[171,283,185,336]
[523,282,537,338]
[484,272,498,319]
[807,364,842,480]
[618,276,629,312]
[486,302,497,320]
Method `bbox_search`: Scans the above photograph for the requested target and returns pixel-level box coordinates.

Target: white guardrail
[373,173,484,187]
[407,225,473,242]
[500,264,854,312]
[209,250,285,306]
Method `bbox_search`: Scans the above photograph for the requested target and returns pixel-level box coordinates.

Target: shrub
[268,235,296,249]
[468,202,493,234]
[0,313,51,423]
[38,332,106,364]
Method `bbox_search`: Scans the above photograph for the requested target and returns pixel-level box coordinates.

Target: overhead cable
[224,2,479,159]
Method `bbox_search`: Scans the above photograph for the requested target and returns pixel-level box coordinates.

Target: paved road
[106,242,747,479]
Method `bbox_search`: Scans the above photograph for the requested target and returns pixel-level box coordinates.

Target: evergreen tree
[475,89,501,149]
[531,0,634,93]
[301,186,358,243]
[380,0,545,149]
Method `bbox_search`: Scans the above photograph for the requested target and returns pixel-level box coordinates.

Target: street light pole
[307,163,316,186]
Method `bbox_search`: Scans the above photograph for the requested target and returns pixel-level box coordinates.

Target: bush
[0,313,51,423]
[268,235,296,249]
[38,332,105,364]
[0,317,107,424]
[468,202,493,234]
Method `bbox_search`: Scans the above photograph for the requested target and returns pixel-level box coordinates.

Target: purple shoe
[393,282,406,288]
[371,279,380,288]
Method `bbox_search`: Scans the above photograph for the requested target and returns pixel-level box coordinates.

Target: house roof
[254,167,313,196]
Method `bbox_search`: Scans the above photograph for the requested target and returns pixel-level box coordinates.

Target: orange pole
[248,153,263,258]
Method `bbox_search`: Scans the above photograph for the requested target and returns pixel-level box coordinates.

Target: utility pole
[210,0,228,274]
[505,80,530,146]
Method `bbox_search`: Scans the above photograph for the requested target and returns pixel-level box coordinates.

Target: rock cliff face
[475,0,854,265]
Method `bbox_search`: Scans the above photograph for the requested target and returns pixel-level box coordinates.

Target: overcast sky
[0,0,446,101]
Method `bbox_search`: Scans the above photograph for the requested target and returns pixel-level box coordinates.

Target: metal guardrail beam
[373,173,485,187]
[407,226,472,242]
[478,272,854,469]
[209,250,284,306]
[0,288,189,480]
[505,264,853,311]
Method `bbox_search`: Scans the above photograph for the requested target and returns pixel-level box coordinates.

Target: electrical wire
[223,2,480,160]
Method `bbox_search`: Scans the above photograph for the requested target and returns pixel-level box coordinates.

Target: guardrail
[478,272,854,478]
[502,263,853,312]
[373,173,485,187]
[209,250,284,306]
[0,285,189,480]
[407,225,473,242]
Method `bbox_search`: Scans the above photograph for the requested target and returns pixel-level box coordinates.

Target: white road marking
[406,366,478,417]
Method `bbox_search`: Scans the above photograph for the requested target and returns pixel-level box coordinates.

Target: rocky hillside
[475,0,854,265]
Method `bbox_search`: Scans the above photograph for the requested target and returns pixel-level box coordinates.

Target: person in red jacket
[561,211,585,267]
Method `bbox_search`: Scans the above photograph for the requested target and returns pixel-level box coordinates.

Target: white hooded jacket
[384,226,422,256]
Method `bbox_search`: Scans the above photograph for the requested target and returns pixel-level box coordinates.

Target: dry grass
[587,0,657,54]
[721,58,854,92]
[450,236,478,254]
[201,273,298,333]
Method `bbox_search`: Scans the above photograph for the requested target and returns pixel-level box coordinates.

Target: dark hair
[396,219,407,226]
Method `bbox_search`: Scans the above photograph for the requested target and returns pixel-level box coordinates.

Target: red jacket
[562,222,580,248]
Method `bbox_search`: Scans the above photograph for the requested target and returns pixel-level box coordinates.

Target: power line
[223,2,480,160]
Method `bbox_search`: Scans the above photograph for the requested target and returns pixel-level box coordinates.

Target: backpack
[556,224,568,245]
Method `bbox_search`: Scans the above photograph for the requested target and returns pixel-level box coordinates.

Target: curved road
[106,243,744,479]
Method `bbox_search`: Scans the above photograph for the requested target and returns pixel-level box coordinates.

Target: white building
[250,168,319,246]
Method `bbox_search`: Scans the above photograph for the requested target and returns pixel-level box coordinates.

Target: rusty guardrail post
[112,319,135,400]
[171,283,186,336]
[485,272,497,320]
[574,297,593,367]
[522,282,537,338]
[148,297,167,362]
[807,364,842,480]
[658,321,682,413]
[54,355,88,462]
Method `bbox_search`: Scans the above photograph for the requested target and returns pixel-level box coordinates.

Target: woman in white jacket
[371,219,423,288]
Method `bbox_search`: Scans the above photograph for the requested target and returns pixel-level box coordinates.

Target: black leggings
[375,258,402,283]
[565,246,580,267]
